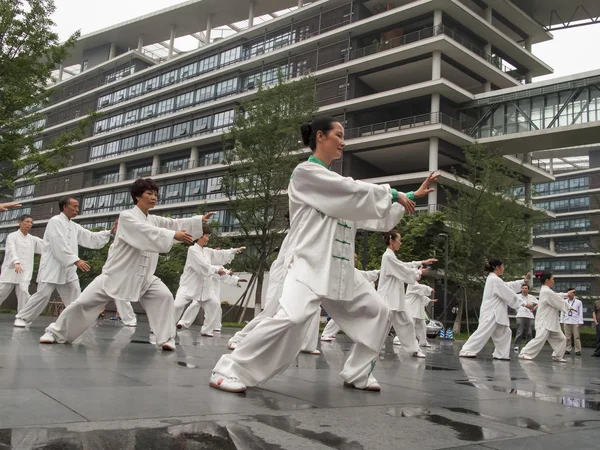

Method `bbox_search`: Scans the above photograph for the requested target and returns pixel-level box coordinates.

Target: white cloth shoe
[201,332,214,337]
[209,372,247,393]
[39,332,56,344]
[552,357,567,363]
[413,350,426,358]
[459,352,477,358]
[392,336,401,346]
[214,329,221,332]
[227,341,238,350]
[161,338,176,351]
[320,336,334,342]
[519,354,533,360]
[14,318,27,328]
[301,349,321,355]
[421,342,432,348]
[343,375,381,392]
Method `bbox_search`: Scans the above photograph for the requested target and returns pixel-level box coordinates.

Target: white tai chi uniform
[378,250,422,355]
[459,273,527,359]
[406,281,434,345]
[15,213,112,324]
[173,246,237,334]
[44,206,205,348]
[321,270,379,339]
[0,230,44,312]
[178,269,240,329]
[519,285,569,360]
[213,157,404,388]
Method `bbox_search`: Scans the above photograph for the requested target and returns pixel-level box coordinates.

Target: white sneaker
[321,336,334,342]
[392,336,401,346]
[519,354,533,360]
[14,318,27,328]
[301,349,321,355]
[161,339,176,351]
[552,357,567,363]
[214,329,221,332]
[125,322,137,327]
[343,377,381,392]
[201,332,214,337]
[421,342,432,348]
[413,350,426,358]
[176,323,184,330]
[209,372,247,393]
[39,332,56,344]
[228,341,238,350]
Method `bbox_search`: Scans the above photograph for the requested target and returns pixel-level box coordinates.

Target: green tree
[221,74,317,317]
[0,0,88,192]
[444,144,543,334]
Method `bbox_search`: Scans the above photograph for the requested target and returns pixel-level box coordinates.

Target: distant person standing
[591,298,600,358]
[513,284,538,352]
[560,288,584,356]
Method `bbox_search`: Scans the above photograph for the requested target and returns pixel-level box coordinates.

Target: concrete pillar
[526,72,533,84]
[248,1,255,28]
[119,162,127,181]
[549,238,556,253]
[190,146,199,169]
[298,0,303,7]
[432,50,441,80]
[152,154,161,175]
[549,158,554,175]
[206,15,213,44]
[483,81,492,92]
[524,37,532,52]
[58,64,64,82]
[484,6,492,23]
[524,179,532,206]
[433,9,442,28]
[137,35,144,52]
[428,137,439,207]
[431,92,440,116]
[168,25,176,60]
[109,42,117,59]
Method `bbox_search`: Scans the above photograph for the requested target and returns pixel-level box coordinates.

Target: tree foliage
[221,74,318,313]
[444,143,543,333]
[0,0,87,192]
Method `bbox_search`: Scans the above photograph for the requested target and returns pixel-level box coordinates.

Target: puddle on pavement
[177,361,198,368]
[0,421,287,450]
[424,365,456,371]
[386,407,508,441]
[129,340,151,345]
[445,407,600,432]
[246,391,318,411]
[253,415,365,449]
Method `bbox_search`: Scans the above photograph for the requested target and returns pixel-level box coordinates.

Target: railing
[534,227,593,236]
[534,184,599,197]
[345,112,462,139]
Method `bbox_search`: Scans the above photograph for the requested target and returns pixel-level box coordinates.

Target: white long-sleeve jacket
[287,159,404,301]
[0,230,45,284]
[406,282,434,319]
[536,285,569,332]
[37,213,111,285]
[378,249,422,311]
[479,273,527,326]
[101,206,205,302]
[176,245,237,300]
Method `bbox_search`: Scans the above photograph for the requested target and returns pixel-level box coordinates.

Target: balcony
[345,112,463,140]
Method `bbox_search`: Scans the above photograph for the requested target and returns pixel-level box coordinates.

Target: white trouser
[16,280,81,323]
[302,310,321,352]
[414,318,427,345]
[46,275,175,347]
[0,282,30,312]
[216,306,222,330]
[228,290,281,346]
[114,300,137,326]
[389,310,420,354]
[322,319,341,338]
[175,294,220,334]
[460,318,512,359]
[213,269,390,388]
[519,327,566,360]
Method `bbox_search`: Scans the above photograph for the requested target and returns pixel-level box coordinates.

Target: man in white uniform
[14,197,115,327]
[561,288,584,356]
[513,284,538,352]
[38,179,213,350]
[173,232,244,336]
[0,214,45,312]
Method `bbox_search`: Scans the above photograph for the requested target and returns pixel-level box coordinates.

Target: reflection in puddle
[129,340,151,345]
[424,365,456,371]
[253,415,365,449]
[386,407,508,441]
[176,361,197,368]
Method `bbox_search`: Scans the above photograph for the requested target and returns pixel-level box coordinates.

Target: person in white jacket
[173,232,245,336]
[459,259,534,360]
[513,284,538,352]
[0,214,45,312]
[38,179,213,350]
[14,197,117,327]
[520,271,571,362]
[210,116,428,393]
[177,266,246,330]
[378,230,436,358]
[406,281,437,347]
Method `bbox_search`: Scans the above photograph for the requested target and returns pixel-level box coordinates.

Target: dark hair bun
[300,122,312,146]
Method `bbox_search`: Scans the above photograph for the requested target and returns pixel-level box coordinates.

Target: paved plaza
[1,313,599,449]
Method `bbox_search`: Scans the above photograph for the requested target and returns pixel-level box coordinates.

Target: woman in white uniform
[459,259,533,360]
[406,281,437,347]
[519,271,571,362]
[210,116,422,393]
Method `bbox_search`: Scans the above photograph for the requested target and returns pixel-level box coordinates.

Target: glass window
[186,179,207,199]
[124,109,138,124]
[13,184,35,200]
[161,69,178,86]
[571,218,590,230]
[198,55,218,73]
[140,104,157,119]
[105,140,120,156]
[121,136,136,152]
[113,88,127,103]
[570,197,589,210]
[154,126,171,143]
[206,176,223,199]
[138,131,153,148]
[144,76,160,92]
[95,118,109,133]
[163,158,189,173]
[200,150,222,166]
[108,114,123,130]
[213,110,234,130]
[98,94,112,109]
[173,121,190,137]
[220,47,241,66]
[128,82,143,98]
[176,91,194,109]
[157,98,174,115]
[180,61,198,79]
[216,78,238,97]
[161,182,185,204]
[114,192,130,208]
[196,85,215,103]
[96,194,113,212]
[192,116,211,134]
[83,196,97,212]
[569,176,588,191]
[90,144,105,160]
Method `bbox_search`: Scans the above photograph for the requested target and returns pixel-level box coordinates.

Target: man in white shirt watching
[513,284,538,352]
[561,288,584,356]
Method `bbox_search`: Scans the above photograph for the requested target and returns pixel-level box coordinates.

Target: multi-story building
[1,0,599,311]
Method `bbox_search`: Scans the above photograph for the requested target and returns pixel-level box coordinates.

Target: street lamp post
[438,233,449,329]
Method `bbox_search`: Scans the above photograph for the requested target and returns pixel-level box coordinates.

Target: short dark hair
[521,284,529,289]
[130,178,160,204]
[300,116,338,151]
[202,224,211,235]
[58,196,77,211]
[18,214,32,222]
[567,287,576,292]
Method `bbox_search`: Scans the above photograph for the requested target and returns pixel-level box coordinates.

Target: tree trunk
[254,270,264,318]
[464,288,470,334]
[452,287,465,335]
[238,276,257,324]
[222,273,255,321]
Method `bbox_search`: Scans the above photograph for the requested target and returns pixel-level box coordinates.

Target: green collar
[308,155,330,170]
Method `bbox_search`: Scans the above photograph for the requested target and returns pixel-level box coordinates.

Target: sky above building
[51,0,600,81]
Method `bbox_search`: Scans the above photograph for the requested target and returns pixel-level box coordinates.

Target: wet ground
[1,313,599,449]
